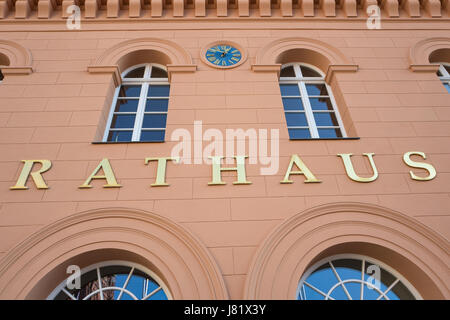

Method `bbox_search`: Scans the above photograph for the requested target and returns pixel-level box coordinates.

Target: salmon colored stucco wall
[0,10,449,299]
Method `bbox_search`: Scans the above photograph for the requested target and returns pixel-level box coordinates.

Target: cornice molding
[1,0,450,20]
[251,64,282,76]
[325,64,359,83]
[0,66,33,74]
[87,65,121,86]
[410,64,441,72]
[167,64,197,81]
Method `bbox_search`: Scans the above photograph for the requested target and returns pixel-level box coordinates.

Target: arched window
[436,63,450,93]
[297,254,421,300]
[279,63,346,139]
[47,261,171,300]
[104,63,170,142]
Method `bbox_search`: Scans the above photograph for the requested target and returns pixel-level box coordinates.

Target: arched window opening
[436,63,450,93]
[0,52,9,66]
[279,63,346,139]
[47,261,171,300]
[104,63,170,142]
[0,52,8,84]
[297,254,421,300]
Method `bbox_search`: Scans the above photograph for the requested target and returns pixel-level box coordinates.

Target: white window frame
[279,62,347,139]
[103,63,169,142]
[296,253,422,300]
[437,63,450,92]
[47,260,173,300]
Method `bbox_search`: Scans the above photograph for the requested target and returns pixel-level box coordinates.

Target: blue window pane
[363,284,382,300]
[143,278,159,295]
[282,98,304,110]
[310,98,334,111]
[314,112,339,126]
[329,285,349,300]
[299,259,417,300]
[119,85,142,97]
[303,285,326,300]
[118,291,135,300]
[145,99,169,112]
[444,83,450,93]
[318,128,342,138]
[143,279,167,300]
[115,99,139,112]
[142,114,167,128]
[280,84,300,96]
[288,128,311,139]
[113,274,127,289]
[110,114,136,128]
[333,259,362,281]
[385,289,400,300]
[285,112,308,126]
[148,289,168,300]
[306,83,329,96]
[344,282,363,300]
[140,130,165,142]
[108,130,132,142]
[125,275,145,300]
[148,85,170,97]
[307,265,335,293]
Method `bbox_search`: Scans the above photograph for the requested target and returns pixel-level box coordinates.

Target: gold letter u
[337,153,378,183]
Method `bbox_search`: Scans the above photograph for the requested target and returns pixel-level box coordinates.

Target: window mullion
[132,83,148,141]
[103,86,121,142]
[299,81,319,138]
[145,64,152,79]
[293,64,302,79]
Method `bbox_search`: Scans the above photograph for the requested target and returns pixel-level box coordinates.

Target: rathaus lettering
[9,152,436,190]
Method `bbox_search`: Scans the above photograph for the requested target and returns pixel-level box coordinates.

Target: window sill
[92,141,165,144]
[92,138,361,144]
[289,137,360,141]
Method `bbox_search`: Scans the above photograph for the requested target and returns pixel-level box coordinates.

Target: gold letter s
[403,151,436,181]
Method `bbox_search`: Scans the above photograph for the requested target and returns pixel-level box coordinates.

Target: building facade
[0,0,449,300]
